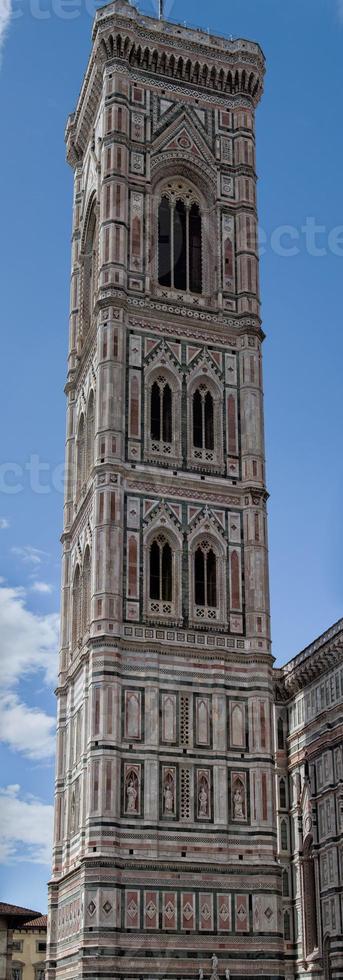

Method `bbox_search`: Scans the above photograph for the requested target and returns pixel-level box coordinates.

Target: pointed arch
[86,390,95,478]
[283,910,291,941]
[82,546,91,635]
[279,777,287,809]
[82,199,97,332]
[282,868,290,897]
[76,413,85,496]
[231,703,245,748]
[280,818,288,851]
[71,564,82,650]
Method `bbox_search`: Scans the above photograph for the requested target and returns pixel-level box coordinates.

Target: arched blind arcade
[83,205,97,329]
[158,195,202,294]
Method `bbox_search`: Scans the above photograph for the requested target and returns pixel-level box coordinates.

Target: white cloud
[0,784,53,865]
[0,0,12,48]
[0,693,55,760]
[0,582,59,688]
[11,546,48,566]
[0,518,9,530]
[31,581,53,595]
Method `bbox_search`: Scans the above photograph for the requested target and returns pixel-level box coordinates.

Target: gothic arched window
[150,537,172,603]
[193,388,214,450]
[71,564,82,650]
[284,910,291,942]
[82,546,91,634]
[83,203,97,331]
[280,778,287,810]
[280,818,288,851]
[194,544,217,608]
[86,391,95,478]
[150,379,172,444]
[158,195,202,294]
[278,717,285,750]
[282,869,290,897]
[76,414,85,496]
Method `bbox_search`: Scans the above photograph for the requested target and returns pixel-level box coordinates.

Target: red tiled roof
[0,903,42,919]
[21,916,47,929]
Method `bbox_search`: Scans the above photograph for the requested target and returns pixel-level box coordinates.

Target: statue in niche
[199,970,204,980]
[126,772,138,813]
[233,783,244,819]
[225,970,230,980]
[164,775,175,815]
[199,779,209,818]
[211,953,219,980]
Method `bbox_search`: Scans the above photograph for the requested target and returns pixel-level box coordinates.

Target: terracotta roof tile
[21,916,47,929]
[0,903,41,919]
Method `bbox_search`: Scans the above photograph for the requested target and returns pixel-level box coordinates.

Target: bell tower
[47,3,284,978]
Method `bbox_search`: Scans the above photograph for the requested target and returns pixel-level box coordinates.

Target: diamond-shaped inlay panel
[145,902,157,920]
[164,902,175,920]
[201,903,211,921]
[127,900,138,919]
[220,903,230,922]
[183,902,193,921]
[103,901,112,915]
[264,906,273,920]
[87,901,96,916]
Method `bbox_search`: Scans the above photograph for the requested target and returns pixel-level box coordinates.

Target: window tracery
[187,373,224,473]
[158,183,202,295]
[189,530,227,627]
[144,521,182,624]
[144,361,182,466]
[82,201,97,335]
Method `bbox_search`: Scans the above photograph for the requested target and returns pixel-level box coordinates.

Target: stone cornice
[277,618,343,699]
[66,1,265,166]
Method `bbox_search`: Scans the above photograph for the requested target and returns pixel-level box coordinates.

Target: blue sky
[0,0,342,912]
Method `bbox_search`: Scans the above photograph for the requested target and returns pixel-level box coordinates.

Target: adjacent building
[0,905,45,980]
[275,620,343,978]
[11,917,47,980]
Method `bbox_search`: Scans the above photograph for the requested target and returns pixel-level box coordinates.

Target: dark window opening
[284,911,291,941]
[282,870,289,897]
[151,382,161,441]
[193,388,214,450]
[207,548,217,606]
[158,195,202,294]
[150,381,172,443]
[193,389,203,448]
[194,546,217,607]
[280,779,287,809]
[195,547,205,605]
[204,391,214,449]
[189,203,202,293]
[278,717,285,750]
[163,383,172,442]
[174,200,187,291]
[149,539,172,603]
[158,197,171,287]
